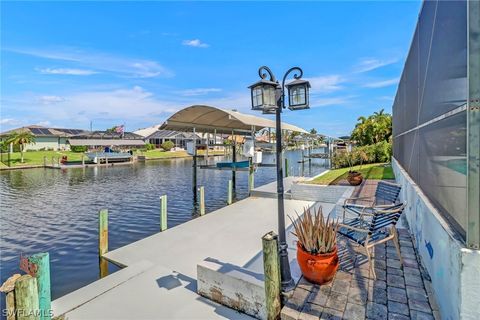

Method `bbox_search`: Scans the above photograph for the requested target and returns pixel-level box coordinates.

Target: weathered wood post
[81,154,85,166]
[98,209,108,278]
[284,158,289,177]
[28,253,51,320]
[15,275,40,320]
[227,180,233,205]
[248,159,255,195]
[160,195,167,231]
[262,231,281,320]
[0,273,21,320]
[198,186,205,216]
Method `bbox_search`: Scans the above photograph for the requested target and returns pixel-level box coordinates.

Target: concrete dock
[51,178,340,319]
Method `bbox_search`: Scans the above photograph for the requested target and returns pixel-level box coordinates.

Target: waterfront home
[0,125,87,151]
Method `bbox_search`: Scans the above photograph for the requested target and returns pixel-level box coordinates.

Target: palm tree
[6,131,36,163]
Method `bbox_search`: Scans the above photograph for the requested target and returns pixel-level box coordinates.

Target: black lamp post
[248,66,310,293]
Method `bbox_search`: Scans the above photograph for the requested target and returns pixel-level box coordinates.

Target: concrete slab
[250,176,305,199]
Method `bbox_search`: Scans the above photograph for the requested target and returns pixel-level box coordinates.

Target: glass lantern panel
[290,86,306,106]
[252,86,263,108]
[264,86,276,106]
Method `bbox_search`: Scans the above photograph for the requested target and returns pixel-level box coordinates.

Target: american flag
[115,125,124,134]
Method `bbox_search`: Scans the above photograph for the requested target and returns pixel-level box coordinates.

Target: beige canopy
[160,105,308,134]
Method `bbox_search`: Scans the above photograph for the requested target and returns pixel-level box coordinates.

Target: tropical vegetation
[4,132,36,163]
[160,141,175,151]
[351,109,392,146]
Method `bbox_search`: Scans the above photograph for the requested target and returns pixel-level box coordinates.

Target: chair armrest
[338,223,370,233]
[344,196,375,207]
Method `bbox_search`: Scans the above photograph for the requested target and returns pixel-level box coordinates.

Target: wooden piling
[81,155,85,166]
[14,275,40,320]
[262,231,281,320]
[284,158,289,177]
[28,253,51,320]
[160,195,167,231]
[248,159,254,194]
[98,209,108,256]
[227,180,233,205]
[6,290,16,320]
[198,186,205,216]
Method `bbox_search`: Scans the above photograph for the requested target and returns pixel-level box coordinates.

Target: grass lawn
[309,163,395,185]
[0,151,84,168]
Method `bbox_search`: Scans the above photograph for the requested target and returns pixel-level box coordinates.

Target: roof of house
[133,125,162,138]
[69,131,144,140]
[145,130,200,140]
[0,125,87,137]
[68,139,145,146]
[160,105,308,134]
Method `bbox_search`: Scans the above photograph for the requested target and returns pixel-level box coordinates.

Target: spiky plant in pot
[289,206,340,284]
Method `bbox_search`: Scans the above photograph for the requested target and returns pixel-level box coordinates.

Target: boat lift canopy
[160,105,308,134]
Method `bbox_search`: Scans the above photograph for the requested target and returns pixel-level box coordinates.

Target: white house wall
[392,157,480,320]
[23,137,69,151]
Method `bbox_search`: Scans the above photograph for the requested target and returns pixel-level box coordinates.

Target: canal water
[0,149,327,306]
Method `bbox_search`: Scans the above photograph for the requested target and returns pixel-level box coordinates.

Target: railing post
[15,275,39,320]
[198,186,205,216]
[28,253,51,320]
[160,195,167,231]
[262,231,281,320]
[227,180,233,205]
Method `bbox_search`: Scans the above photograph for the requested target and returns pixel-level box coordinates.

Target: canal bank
[50,177,342,319]
[0,150,329,310]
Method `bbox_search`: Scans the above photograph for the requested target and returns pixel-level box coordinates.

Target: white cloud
[310,96,356,107]
[307,75,344,94]
[9,47,173,78]
[0,118,22,126]
[39,95,65,105]
[37,68,98,76]
[363,78,399,88]
[354,58,399,73]
[178,88,222,96]
[182,39,209,48]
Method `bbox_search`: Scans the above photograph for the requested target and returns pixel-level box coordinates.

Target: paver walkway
[281,179,441,320]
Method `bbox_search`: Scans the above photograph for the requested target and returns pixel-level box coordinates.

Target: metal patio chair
[342,180,402,221]
[337,202,407,279]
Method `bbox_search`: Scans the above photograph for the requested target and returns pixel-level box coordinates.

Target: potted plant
[346,149,367,186]
[290,207,339,284]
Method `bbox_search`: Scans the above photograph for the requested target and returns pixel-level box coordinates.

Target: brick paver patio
[281,180,441,320]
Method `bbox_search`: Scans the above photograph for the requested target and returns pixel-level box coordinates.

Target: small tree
[6,132,36,163]
[161,141,175,151]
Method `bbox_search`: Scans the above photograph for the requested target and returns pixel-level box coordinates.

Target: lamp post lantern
[248,66,310,293]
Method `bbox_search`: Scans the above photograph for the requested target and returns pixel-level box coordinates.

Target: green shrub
[161,141,175,151]
[145,143,155,150]
[331,141,392,169]
[70,145,88,152]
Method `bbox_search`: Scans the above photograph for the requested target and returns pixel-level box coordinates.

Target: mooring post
[248,158,255,195]
[28,253,51,320]
[284,158,289,177]
[105,157,108,165]
[232,142,236,197]
[227,179,233,205]
[6,289,16,320]
[160,195,167,231]
[98,209,108,278]
[15,275,40,320]
[262,231,281,320]
[198,186,205,216]
[82,155,85,166]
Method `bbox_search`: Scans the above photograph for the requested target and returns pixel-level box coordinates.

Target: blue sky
[1,1,421,136]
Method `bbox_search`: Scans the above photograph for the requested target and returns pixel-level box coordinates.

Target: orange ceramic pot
[297,243,339,285]
[347,171,363,186]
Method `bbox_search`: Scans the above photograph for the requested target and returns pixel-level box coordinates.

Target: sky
[1,1,422,137]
